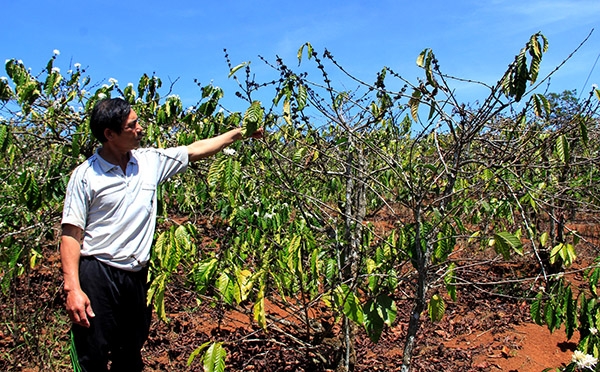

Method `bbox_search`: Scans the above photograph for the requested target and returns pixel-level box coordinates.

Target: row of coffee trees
[1,32,599,371]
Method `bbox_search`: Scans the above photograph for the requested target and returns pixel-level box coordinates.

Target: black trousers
[71,256,152,372]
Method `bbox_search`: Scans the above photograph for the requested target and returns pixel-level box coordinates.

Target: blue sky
[2,0,599,111]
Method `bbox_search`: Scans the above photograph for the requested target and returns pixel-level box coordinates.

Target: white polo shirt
[61,146,189,271]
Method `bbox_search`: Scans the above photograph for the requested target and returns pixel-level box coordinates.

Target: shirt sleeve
[61,166,89,229]
[155,146,189,184]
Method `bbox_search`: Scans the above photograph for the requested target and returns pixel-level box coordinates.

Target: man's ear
[104,128,113,141]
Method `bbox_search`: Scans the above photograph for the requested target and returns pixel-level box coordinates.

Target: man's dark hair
[89,98,132,143]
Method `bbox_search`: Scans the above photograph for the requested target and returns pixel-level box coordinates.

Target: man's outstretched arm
[187,127,263,162]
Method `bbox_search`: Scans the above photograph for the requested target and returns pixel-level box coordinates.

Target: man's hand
[60,224,94,327]
[248,127,265,139]
[65,288,95,328]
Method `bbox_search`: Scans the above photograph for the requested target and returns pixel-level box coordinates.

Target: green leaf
[334,284,364,325]
[18,80,41,106]
[207,157,226,188]
[193,258,218,291]
[188,341,211,367]
[233,268,253,304]
[564,286,576,339]
[203,342,227,372]
[44,69,62,96]
[217,271,234,305]
[434,224,455,263]
[241,100,263,138]
[375,294,397,327]
[539,231,549,248]
[445,262,457,301]
[529,34,542,60]
[544,301,557,333]
[297,42,314,64]
[408,89,421,122]
[228,62,249,78]
[282,100,292,125]
[493,232,523,260]
[421,49,438,88]
[589,267,600,295]
[169,225,188,269]
[325,258,337,281]
[530,292,543,325]
[223,158,241,193]
[514,50,528,101]
[0,125,9,154]
[21,171,41,211]
[579,116,589,145]
[428,294,446,322]
[287,235,302,273]
[550,243,576,267]
[416,49,429,68]
[333,91,349,111]
[253,286,266,330]
[528,33,548,83]
[0,78,13,101]
[297,83,308,111]
[273,85,288,107]
[293,147,307,164]
[147,273,167,321]
[363,299,384,343]
[362,295,397,343]
[555,134,570,164]
[532,93,550,118]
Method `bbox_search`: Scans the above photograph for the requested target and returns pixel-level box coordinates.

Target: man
[60,97,262,371]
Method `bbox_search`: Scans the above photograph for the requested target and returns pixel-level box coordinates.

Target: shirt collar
[94,148,138,173]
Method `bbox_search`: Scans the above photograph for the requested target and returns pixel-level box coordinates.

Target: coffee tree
[190,32,599,371]
[0,53,258,369]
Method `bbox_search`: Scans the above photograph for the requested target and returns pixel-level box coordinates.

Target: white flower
[98,93,107,99]
[53,49,60,55]
[0,76,7,81]
[591,327,598,335]
[253,211,259,217]
[223,148,237,156]
[67,70,73,74]
[74,63,81,69]
[572,350,598,369]
[127,82,133,87]
[264,212,275,219]
[593,84,598,89]
[108,78,118,85]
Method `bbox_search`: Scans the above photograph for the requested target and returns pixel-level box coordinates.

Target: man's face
[115,110,144,150]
